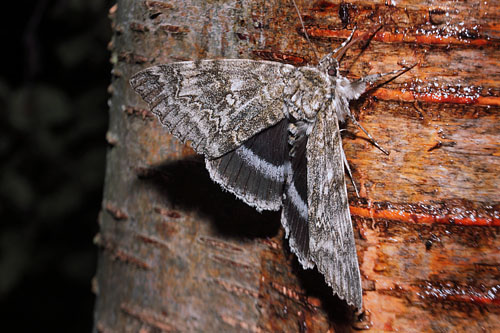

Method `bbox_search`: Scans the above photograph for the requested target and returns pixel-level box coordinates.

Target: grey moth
[130,29,411,309]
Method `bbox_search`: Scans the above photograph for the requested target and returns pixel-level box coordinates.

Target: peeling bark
[94,0,499,332]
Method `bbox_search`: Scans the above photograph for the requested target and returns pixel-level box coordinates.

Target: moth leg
[342,145,360,197]
[338,128,359,196]
[358,63,417,86]
[348,113,389,155]
[348,64,417,155]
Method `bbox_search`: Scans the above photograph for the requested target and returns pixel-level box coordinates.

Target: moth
[130,27,412,309]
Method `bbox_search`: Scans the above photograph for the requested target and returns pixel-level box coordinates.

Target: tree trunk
[94,0,499,331]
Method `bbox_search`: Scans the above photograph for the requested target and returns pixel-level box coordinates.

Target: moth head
[327,64,338,77]
[318,57,340,78]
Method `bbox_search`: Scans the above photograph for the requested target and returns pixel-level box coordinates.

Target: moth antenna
[291,0,319,62]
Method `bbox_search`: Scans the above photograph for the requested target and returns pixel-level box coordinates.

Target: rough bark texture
[94,0,499,332]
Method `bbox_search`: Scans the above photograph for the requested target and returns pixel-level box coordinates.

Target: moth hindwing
[131,43,410,310]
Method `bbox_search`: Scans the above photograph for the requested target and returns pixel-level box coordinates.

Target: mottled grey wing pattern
[306,107,362,309]
[130,59,298,159]
[130,58,365,309]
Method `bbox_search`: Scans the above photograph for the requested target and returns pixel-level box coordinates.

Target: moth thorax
[325,101,340,121]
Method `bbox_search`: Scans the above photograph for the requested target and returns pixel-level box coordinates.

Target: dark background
[1,0,112,330]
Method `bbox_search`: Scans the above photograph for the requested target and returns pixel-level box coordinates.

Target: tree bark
[94,0,499,332]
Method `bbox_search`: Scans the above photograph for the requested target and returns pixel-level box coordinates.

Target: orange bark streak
[306,28,494,46]
[350,206,500,226]
[372,88,500,106]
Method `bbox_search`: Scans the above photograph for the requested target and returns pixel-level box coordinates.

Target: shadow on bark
[139,156,281,239]
[139,156,356,328]
[289,249,356,330]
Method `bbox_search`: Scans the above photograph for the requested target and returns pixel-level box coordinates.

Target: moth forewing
[306,104,362,309]
[130,59,294,159]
